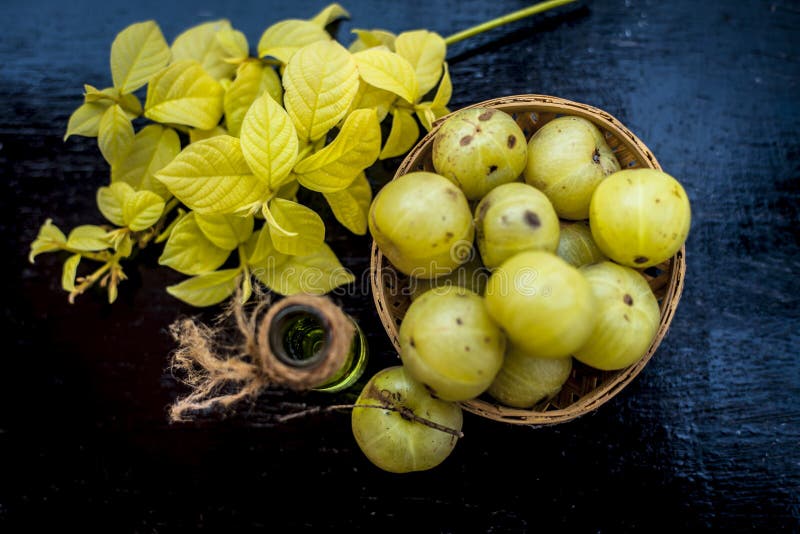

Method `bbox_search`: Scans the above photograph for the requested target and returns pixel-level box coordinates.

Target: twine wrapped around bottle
[370,94,686,426]
[168,292,354,422]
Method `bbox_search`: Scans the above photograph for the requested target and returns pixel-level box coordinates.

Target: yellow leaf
[294,108,380,193]
[224,60,283,137]
[98,104,134,166]
[122,189,165,231]
[283,40,359,142]
[62,254,82,292]
[431,61,452,110]
[245,227,288,267]
[346,80,395,122]
[189,125,228,144]
[97,182,133,226]
[310,3,350,27]
[171,20,238,80]
[265,198,325,256]
[379,107,419,160]
[240,93,299,190]
[257,19,330,65]
[64,101,109,140]
[353,47,418,104]
[118,93,143,118]
[159,212,231,275]
[216,28,249,64]
[84,85,119,103]
[29,219,67,262]
[167,268,240,307]
[195,213,254,250]
[111,20,170,94]
[255,243,354,296]
[416,63,451,131]
[112,124,179,199]
[144,60,224,130]
[395,30,446,98]
[349,29,396,52]
[155,135,271,214]
[323,172,372,235]
[66,225,110,252]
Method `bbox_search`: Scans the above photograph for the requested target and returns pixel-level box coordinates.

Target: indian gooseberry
[589,168,691,268]
[399,285,506,402]
[487,343,572,408]
[484,251,595,359]
[409,251,490,300]
[351,366,463,473]
[475,182,560,269]
[524,116,620,219]
[556,220,607,267]
[574,262,661,370]
[369,171,474,278]
[432,107,528,200]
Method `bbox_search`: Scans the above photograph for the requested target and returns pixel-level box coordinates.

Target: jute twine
[168,291,353,422]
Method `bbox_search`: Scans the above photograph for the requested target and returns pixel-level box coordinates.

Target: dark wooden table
[2,0,798,530]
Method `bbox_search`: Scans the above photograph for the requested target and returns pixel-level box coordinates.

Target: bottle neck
[268,304,333,370]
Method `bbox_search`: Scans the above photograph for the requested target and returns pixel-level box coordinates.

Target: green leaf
[349,29,396,52]
[64,102,109,141]
[257,19,331,65]
[195,213,254,250]
[394,30,446,98]
[171,20,238,80]
[323,172,372,235]
[122,189,165,231]
[158,212,231,275]
[265,198,325,255]
[98,104,134,166]
[97,182,133,226]
[144,60,224,130]
[255,243,354,296]
[379,107,419,160]
[61,254,82,292]
[353,47,418,104]
[29,219,67,262]
[66,225,110,252]
[216,28,249,63]
[155,135,271,214]
[245,227,288,267]
[240,93,299,190]
[224,60,283,138]
[111,20,170,94]
[294,108,380,193]
[167,268,240,307]
[310,3,350,27]
[111,124,180,199]
[283,40,359,142]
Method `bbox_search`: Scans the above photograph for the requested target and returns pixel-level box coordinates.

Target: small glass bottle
[265,299,368,393]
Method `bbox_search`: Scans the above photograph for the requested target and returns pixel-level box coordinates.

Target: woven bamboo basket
[370,94,686,426]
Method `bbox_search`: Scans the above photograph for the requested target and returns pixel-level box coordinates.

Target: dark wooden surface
[2,0,799,531]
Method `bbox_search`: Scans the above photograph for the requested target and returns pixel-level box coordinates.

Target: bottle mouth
[268,304,334,369]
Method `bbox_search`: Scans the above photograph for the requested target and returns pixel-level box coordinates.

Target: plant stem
[443,0,577,46]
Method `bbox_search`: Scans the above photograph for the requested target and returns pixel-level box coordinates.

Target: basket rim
[369,94,686,425]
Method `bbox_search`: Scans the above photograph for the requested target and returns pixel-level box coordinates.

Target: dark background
[2,0,799,531]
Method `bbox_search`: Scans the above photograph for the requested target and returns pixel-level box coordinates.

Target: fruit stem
[276,403,465,438]
[443,0,577,46]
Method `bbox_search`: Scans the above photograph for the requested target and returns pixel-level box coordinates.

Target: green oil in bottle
[268,304,368,393]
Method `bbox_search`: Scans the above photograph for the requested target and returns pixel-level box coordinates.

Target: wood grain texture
[1,0,798,530]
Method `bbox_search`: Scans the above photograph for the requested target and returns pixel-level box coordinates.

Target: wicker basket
[370,94,686,426]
